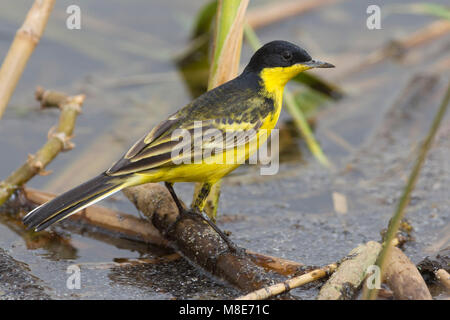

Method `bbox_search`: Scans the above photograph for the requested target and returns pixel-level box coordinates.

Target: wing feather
[107,78,273,176]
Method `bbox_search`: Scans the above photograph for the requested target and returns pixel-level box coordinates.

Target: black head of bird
[244,40,334,73]
[242,40,334,92]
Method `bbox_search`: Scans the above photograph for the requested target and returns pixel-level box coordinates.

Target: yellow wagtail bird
[23,40,334,248]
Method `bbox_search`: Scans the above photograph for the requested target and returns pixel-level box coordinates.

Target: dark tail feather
[23,173,127,231]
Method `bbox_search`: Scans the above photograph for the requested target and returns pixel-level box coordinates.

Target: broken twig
[0,87,85,206]
[236,263,338,300]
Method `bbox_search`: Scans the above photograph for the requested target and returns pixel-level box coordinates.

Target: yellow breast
[257,63,311,135]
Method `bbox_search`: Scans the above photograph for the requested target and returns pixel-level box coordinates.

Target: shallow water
[0,0,449,299]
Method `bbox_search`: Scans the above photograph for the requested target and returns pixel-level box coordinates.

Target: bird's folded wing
[106,116,262,176]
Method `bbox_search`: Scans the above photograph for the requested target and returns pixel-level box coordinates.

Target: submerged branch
[122,183,279,292]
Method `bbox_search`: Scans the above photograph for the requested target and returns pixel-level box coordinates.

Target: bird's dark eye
[282,51,292,61]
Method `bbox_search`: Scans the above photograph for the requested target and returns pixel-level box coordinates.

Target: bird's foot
[186,208,245,255]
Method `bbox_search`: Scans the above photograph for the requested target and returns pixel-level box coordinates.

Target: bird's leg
[164,182,190,236]
[165,182,185,213]
[164,181,208,232]
[165,181,211,228]
[165,182,242,254]
[191,182,213,216]
[191,182,243,254]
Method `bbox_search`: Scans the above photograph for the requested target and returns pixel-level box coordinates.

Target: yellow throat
[255,63,312,137]
[259,63,311,115]
[259,64,311,103]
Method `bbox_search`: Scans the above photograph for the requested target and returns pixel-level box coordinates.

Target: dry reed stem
[210,0,249,87]
[236,263,338,300]
[0,0,55,118]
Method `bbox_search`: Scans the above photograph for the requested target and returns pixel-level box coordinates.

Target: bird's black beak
[303,60,335,68]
